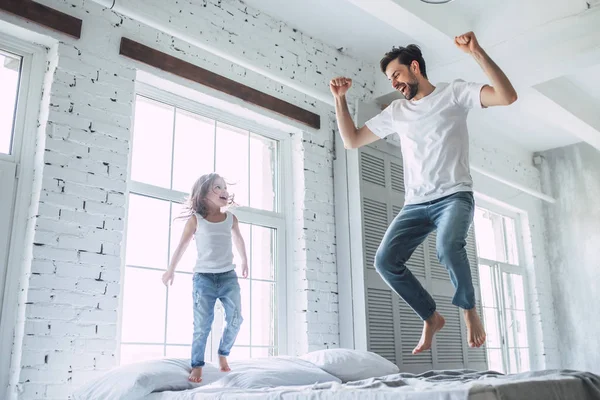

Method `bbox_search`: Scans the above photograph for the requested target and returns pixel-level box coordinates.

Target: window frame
[0,32,48,396]
[0,39,29,162]
[474,200,534,374]
[118,82,292,363]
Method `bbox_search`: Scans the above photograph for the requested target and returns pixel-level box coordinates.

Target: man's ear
[411,60,420,75]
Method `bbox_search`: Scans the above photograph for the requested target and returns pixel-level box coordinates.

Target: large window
[120,86,287,365]
[0,49,22,155]
[474,206,531,374]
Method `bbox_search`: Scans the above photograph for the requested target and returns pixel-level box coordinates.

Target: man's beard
[403,81,419,100]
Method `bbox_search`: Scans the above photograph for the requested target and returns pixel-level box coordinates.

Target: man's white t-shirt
[365,79,485,205]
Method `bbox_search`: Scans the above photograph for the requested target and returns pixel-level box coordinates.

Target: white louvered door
[359,142,487,372]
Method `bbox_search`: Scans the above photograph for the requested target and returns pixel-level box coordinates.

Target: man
[330,32,517,354]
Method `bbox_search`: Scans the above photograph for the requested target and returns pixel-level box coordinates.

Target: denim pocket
[453,191,474,205]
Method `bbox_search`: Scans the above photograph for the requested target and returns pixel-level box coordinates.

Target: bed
[72,349,600,400]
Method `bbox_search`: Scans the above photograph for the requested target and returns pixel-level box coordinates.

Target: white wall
[0,0,376,398]
[537,142,600,374]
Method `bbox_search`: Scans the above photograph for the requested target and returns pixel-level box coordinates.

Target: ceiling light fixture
[420,0,455,4]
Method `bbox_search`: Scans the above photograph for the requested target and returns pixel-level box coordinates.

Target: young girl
[162,173,248,383]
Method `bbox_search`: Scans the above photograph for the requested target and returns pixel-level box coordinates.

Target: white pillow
[72,358,224,400]
[300,349,399,382]
[206,356,341,389]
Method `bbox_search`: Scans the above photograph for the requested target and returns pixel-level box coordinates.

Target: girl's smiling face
[205,176,229,208]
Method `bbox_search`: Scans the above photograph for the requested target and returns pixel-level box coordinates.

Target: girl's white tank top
[193,212,235,273]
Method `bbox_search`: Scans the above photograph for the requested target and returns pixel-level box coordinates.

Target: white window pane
[131,96,174,188]
[503,216,519,265]
[483,307,502,348]
[478,264,496,308]
[233,223,250,271]
[120,344,164,365]
[215,123,249,206]
[0,51,21,155]
[172,110,215,192]
[474,208,506,263]
[236,278,250,346]
[170,203,197,273]
[166,272,193,345]
[249,133,277,211]
[506,309,529,348]
[126,194,170,269]
[251,281,275,347]
[507,348,530,373]
[166,345,192,359]
[486,348,504,373]
[251,347,275,358]
[228,346,251,361]
[251,226,275,281]
[121,268,166,343]
[503,272,526,311]
[516,348,530,372]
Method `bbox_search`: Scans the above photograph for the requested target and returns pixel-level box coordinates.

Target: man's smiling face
[385,59,420,101]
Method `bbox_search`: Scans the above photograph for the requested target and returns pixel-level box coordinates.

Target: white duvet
[72,351,600,400]
[146,369,600,400]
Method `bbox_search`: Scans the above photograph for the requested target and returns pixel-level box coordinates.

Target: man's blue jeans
[191,270,243,368]
[374,191,476,321]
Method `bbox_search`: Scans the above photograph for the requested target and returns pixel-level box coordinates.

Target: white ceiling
[240,0,600,154]
[567,64,600,103]
[241,0,414,62]
[469,105,580,153]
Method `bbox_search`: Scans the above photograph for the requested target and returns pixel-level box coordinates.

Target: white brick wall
[12,34,134,396]
[290,115,341,354]
[1,0,375,398]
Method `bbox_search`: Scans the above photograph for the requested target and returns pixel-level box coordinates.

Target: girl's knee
[226,309,243,329]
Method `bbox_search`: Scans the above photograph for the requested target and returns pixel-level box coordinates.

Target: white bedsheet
[144,369,600,400]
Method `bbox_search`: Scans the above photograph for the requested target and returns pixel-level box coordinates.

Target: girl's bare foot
[464,308,486,347]
[188,367,203,383]
[413,311,445,354]
[219,355,231,372]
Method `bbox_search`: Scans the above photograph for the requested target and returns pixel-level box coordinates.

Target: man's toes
[413,341,431,354]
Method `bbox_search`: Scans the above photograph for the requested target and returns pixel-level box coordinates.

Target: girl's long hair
[180,173,235,219]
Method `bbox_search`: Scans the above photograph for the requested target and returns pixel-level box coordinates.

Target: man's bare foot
[188,367,203,383]
[219,355,231,372]
[413,311,445,354]
[464,308,486,348]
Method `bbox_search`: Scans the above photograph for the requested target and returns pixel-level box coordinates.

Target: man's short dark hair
[380,44,427,79]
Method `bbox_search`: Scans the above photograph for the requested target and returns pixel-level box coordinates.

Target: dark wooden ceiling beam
[119,37,320,130]
[0,0,82,39]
